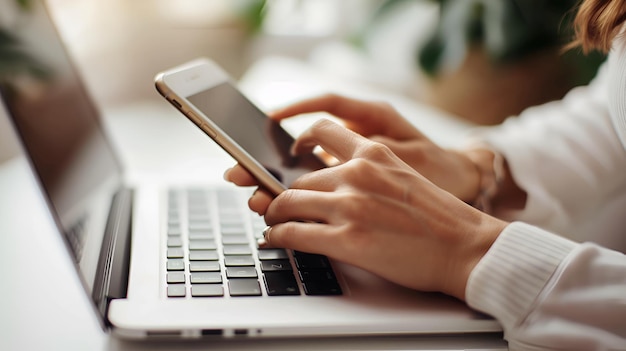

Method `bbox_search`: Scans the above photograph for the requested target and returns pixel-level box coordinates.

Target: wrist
[445,211,507,301]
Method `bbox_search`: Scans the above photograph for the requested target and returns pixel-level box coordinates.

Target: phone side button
[187,111,201,125]
[200,123,217,139]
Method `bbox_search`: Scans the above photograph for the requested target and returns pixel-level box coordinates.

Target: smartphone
[155,58,326,195]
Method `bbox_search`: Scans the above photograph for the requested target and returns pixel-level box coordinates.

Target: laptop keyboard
[165,187,342,298]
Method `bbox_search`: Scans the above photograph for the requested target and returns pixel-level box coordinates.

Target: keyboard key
[167,259,185,271]
[229,279,262,296]
[189,261,221,272]
[293,252,331,270]
[167,247,184,258]
[188,203,208,210]
[219,211,242,220]
[191,284,224,297]
[226,267,258,278]
[188,214,211,222]
[220,227,247,236]
[167,272,186,284]
[264,272,300,296]
[189,239,217,250]
[222,234,249,244]
[302,280,342,296]
[258,248,288,260]
[167,236,183,247]
[223,244,252,255]
[260,259,292,272]
[190,272,223,284]
[219,212,243,219]
[167,285,186,297]
[189,250,219,261]
[219,217,242,224]
[224,255,255,266]
[189,223,213,231]
[299,269,337,282]
[168,227,182,236]
[188,230,214,239]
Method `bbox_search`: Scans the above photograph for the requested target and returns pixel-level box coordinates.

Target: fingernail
[261,226,272,247]
[257,238,268,248]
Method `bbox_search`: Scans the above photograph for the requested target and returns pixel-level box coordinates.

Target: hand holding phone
[155,58,326,195]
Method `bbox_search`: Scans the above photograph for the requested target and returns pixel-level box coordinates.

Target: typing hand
[225,119,506,301]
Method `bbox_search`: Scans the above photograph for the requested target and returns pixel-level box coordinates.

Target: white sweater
[465,36,626,350]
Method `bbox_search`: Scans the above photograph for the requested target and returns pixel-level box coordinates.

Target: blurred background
[1,0,606,163]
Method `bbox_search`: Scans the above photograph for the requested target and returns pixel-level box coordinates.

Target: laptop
[0,0,501,339]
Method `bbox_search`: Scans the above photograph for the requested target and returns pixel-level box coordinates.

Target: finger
[260,221,339,257]
[264,189,338,225]
[369,135,399,146]
[223,164,258,186]
[289,166,342,192]
[291,119,371,164]
[270,94,425,141]
[248,188,273,215]
[369,135,422,160]
[269,94,364,120]
[269,94,386,136]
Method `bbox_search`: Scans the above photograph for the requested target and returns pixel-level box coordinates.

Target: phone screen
[187,82,325,187]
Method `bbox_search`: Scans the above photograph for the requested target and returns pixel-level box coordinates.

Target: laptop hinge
[92,187,133,326]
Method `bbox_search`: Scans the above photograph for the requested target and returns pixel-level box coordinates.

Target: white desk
[0,57,507,350]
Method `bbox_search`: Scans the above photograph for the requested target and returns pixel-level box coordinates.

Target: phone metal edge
[154,60,287,196]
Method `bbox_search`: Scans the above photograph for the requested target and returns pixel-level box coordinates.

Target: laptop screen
[0,1,123,295]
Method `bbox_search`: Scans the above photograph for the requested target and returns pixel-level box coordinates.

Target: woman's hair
[570,0,626,53]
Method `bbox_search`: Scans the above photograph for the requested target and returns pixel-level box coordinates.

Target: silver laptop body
[0,0,501,339]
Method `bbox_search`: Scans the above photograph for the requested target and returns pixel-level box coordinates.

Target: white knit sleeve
[474,48,626,248]
[466,222,626,350]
